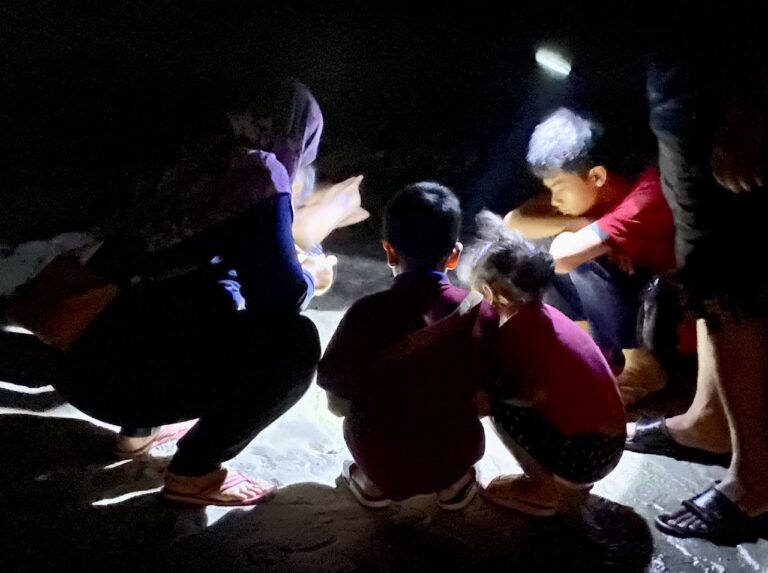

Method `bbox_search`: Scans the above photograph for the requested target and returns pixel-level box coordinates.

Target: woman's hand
[292,175,368,250]
[300,253,338,296]
[306,175,364,210]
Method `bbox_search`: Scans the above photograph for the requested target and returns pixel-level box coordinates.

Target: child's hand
[474,390,492,418]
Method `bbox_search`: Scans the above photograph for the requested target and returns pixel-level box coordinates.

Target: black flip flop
[625,417,731,467]
[655,487,765,545]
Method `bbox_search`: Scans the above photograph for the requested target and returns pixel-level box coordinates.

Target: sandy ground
[2,227,768,572]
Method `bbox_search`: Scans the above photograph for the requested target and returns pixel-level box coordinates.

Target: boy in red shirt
[505,108,676,405]
[318,182,497,510]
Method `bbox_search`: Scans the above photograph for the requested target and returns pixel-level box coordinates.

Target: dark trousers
[10,299,321,476]
[168,317,318,475]
[546,259,647,368]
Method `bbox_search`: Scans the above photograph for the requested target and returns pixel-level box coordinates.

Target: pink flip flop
[162,470,277,507]
[113,420,197,459]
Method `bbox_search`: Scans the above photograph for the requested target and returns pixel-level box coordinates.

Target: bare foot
[664,414,731,453]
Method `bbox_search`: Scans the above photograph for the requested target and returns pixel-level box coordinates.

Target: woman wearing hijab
[55,79,336,506]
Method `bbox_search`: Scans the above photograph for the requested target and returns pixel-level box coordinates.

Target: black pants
[38,287,321,476]
[647,59,768,330]
[546,259,648,368]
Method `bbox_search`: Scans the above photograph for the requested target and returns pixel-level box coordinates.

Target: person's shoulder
[228,149,292,205]
[629,166,663,198]
[603,165,665,218]
[542,303,579,330]
[341,287,397,321]
[441,282,469,302]
[476,299,499,326]
[543,304,606,355]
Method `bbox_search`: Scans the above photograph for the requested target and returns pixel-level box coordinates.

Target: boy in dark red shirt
[318,182,497,509]
[505,108,676,405]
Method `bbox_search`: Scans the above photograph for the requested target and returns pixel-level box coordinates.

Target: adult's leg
[0,330,64,388]
[709,317,768,515]
[629,319,730,453]
[55,291,205,429]
[649,57,768,538]
[168,314,320,476]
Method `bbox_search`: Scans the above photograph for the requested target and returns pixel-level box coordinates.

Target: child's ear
[445,242,463,270]
[588,166,608,188]
[382,241,399,269]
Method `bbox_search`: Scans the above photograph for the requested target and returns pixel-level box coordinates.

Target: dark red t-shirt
[593,167,675,275]
[318,271,498,500]
[495,304,626,436]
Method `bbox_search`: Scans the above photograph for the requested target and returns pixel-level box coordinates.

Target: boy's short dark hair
[383,182,461,268]
[526,108,607,179]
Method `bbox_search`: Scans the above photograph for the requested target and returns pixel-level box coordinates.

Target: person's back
[319,182,497,506]
[322,270,496,499]
[496,303,625,438]
[460,211,626,515]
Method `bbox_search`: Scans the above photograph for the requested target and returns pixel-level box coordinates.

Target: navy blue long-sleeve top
[89,192,315,317]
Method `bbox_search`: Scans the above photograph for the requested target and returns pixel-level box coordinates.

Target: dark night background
[0,1,699,244]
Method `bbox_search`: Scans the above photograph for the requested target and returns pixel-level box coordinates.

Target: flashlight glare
[535,48,571,77]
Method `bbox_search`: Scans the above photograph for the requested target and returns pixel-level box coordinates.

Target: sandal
[655,486,765,544]
[341,461,391,509]
[482,474,558,517]
[114,420,197,459]
[625,417,731,467]
[437,469,479,511]
[162,468,277,507]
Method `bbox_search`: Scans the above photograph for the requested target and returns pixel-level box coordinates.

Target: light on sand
[535,48,571,78]
[2,325,34,335]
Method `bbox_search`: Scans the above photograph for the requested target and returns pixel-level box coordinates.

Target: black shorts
[492,402,625,485]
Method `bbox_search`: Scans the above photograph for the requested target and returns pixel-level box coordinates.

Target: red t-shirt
[318,271,498,500]
[593,167,675,275]
[495,304,625,436]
